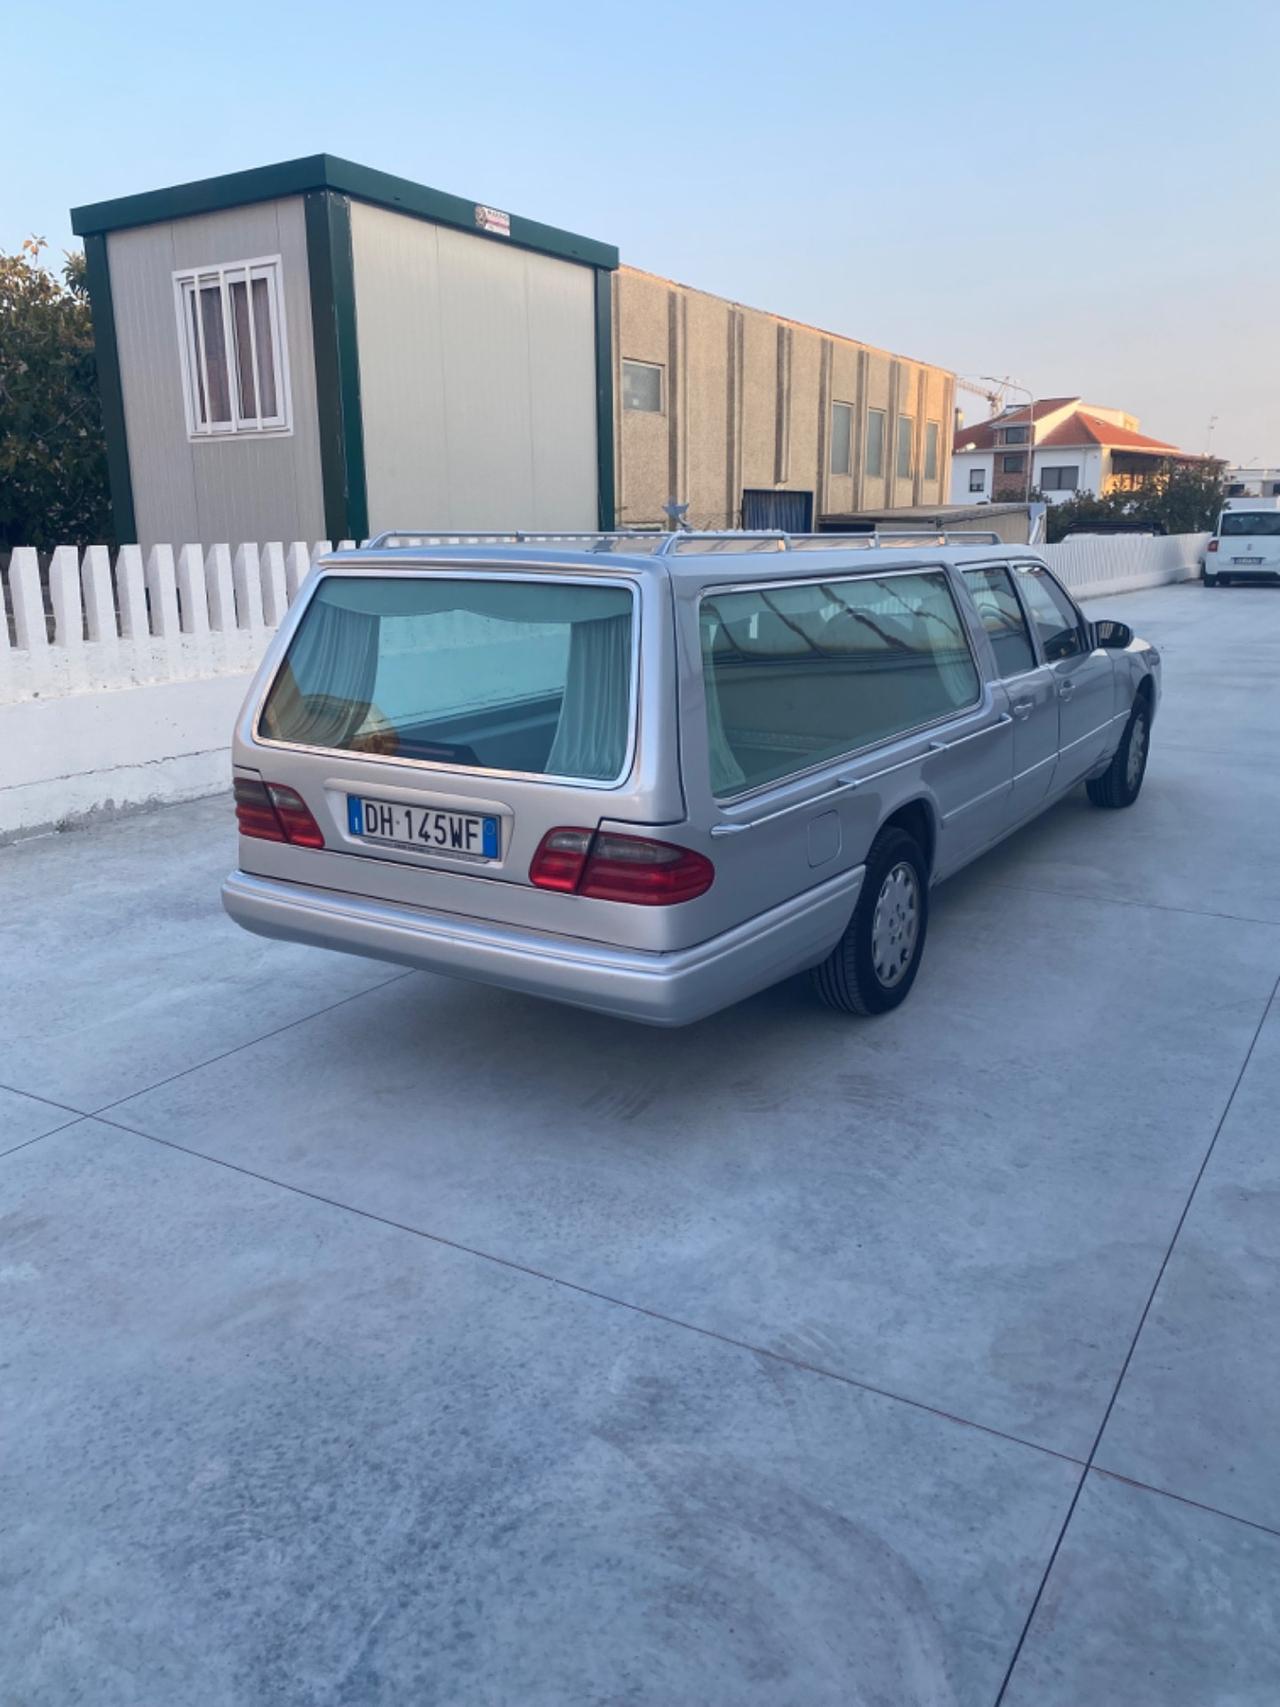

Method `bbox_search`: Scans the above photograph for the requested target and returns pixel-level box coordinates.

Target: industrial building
[613,269,953,531]
[72,157,955,548]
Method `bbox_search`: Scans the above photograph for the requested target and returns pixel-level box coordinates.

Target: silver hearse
[223,530,1161,1023]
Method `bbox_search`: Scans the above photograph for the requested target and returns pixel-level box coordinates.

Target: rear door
[1012,563,1116,785]
[232,559,684,950]
[961,564,1058,827]
[685,563,1005,922]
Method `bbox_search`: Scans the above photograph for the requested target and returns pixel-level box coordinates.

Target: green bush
[0,238,112,550]
[1045,464,1226,543]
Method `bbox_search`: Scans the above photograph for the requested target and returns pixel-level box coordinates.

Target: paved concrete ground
[3,581,1278,1705]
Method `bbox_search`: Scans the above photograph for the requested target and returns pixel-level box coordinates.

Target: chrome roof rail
[360,526,1002,553]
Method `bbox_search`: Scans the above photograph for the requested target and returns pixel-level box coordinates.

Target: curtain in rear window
[259,576,635,782]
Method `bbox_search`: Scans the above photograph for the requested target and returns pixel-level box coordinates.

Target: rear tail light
[1207,539,1218,552]
[529,827,714,905]
[527,827,593,892]
[233,778,325,848]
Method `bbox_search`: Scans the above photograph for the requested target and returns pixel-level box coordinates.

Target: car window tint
[962,566,1036,677]
[700,571,980,797]
[1015,567,1083,662]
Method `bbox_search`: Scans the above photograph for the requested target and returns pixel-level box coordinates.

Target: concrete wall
[615,268,953,529]
[108,198,326,551]
[351,202,599,534]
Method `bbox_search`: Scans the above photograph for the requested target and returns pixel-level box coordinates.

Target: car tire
[813,825,929,1016]
[1203,571,1218,587]
[1086,694,1151,809]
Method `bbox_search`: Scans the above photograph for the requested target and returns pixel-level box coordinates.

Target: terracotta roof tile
[954,404,1195,457]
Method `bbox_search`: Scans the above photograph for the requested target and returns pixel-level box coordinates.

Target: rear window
[700,570,980,798]
[1220,512,1280,536]
[259,575,635,782]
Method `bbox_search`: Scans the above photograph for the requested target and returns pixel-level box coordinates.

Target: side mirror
[1094,619,1133,650]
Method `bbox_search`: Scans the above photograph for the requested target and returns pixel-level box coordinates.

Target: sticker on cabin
[475,205,511,236]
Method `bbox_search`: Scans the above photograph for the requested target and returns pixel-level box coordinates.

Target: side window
[1016,567,1083,661]
[962,566,1036,677]
[699,571,980,797]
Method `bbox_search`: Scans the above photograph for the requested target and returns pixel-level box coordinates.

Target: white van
[1205,497,1280,585]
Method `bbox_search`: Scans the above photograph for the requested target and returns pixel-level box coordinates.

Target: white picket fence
[0,530,1210,709]
[1,540,356,705]
[1041,531,1209,597]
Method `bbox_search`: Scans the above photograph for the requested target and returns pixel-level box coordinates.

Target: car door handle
[1057,680,1075,699]
[1011,699,1034,720]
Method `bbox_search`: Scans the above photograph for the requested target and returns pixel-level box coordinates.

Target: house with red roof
[951,398,1209,506]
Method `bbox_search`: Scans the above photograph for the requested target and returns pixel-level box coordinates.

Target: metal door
[959,562,1057,830]
[741,489,814,531]
[1013,563,1114,789]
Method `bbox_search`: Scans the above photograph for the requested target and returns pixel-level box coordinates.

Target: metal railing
[362,527,1003,555]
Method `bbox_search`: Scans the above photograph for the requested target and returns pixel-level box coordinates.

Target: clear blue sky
[10,0,1278,465]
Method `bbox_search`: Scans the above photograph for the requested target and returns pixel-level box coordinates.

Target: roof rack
[361,527,1002,553]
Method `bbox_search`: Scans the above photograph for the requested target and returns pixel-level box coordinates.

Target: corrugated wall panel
[351,201,597,533]
[108,198,324,551]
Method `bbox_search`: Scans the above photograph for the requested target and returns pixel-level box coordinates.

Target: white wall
[0,540,345,841]
[108,199,326,551]
[1035,445,1104,502]
[351,202,599,534]
[950,451,993,502]
[1042,531,1209,595]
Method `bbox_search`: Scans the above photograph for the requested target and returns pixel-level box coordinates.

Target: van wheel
[1203,571,1218,586]
[813,826,928,1016]
[1087,696,1150,809]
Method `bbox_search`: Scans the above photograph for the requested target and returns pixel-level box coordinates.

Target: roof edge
[70,153,618,270]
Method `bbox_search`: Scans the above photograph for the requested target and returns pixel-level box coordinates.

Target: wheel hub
[871,862,920,988]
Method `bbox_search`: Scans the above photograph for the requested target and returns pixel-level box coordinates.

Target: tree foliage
[1044,463,1226,543]
[0,238,112,550]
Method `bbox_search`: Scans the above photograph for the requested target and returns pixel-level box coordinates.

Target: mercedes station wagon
[222,531,1161,1024]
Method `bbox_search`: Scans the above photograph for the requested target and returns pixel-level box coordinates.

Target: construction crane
[957,375,1026,421]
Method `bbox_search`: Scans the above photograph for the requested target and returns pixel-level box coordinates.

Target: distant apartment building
[1224,466,1280,498]
[951,398,1207,506]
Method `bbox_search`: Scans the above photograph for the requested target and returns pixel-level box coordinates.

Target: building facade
[72,157,954,550]
[1224,466,1280,499]
[614,268,953,531]
[951,398,1207,506]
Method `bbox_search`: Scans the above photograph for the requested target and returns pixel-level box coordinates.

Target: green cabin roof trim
[71,153,619,272]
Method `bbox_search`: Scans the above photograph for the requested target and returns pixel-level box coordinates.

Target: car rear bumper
[222,864,865,1026]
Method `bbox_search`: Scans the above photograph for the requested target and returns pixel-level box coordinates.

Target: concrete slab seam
[992,974,1280,1706]
[89,1109,1090,1471]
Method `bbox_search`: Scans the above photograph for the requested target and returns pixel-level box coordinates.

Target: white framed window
[1041,465,1080,491]
[173,255,292,439]
[622,359,663,413]
[969,467,986,492]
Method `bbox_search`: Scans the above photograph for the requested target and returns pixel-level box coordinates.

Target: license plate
[347,795,499,859]
[1232,556,1264,565]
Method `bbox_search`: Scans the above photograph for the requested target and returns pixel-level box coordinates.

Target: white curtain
[545,613,631,780]
[261,600,381,749]
[699,611,746,796]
